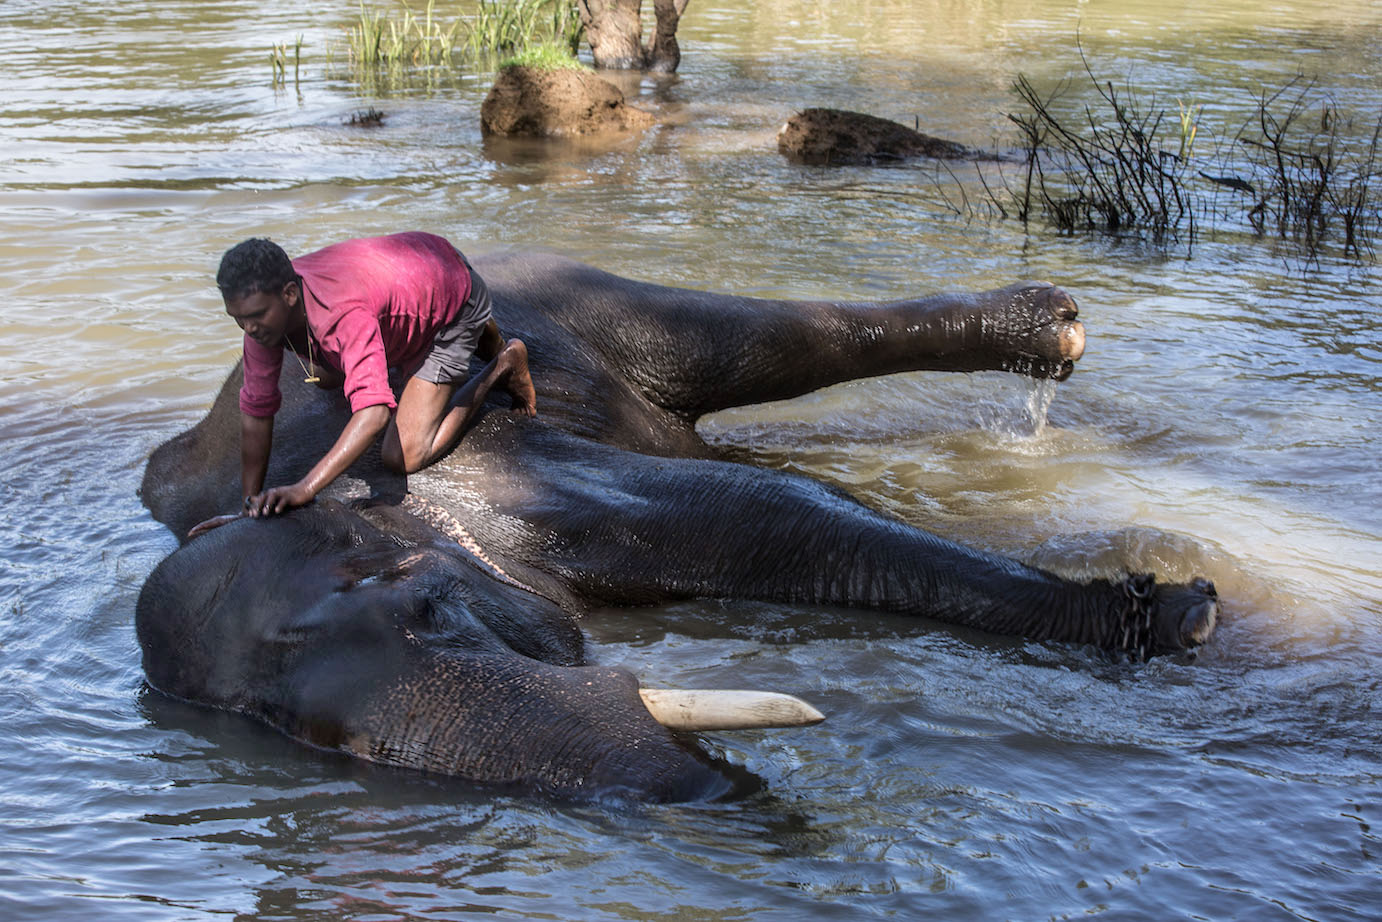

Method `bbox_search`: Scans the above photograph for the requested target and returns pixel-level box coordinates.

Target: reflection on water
[0,0,1379,919]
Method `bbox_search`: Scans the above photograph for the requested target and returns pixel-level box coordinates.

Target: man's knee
[382,437,437,475]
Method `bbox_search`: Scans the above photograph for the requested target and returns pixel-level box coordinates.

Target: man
[189,232,536,537]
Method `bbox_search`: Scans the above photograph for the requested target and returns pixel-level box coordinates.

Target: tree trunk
[647,0,689,73]
[577,0,645,70]
[578,0,690,72]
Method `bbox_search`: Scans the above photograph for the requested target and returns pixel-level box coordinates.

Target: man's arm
[187,411,276,538]
[241,412,273,499]
[244,404,391,517]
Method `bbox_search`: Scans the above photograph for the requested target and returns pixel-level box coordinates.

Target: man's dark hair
[216,238,297,300]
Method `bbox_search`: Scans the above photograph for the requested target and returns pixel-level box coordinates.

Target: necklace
[285,331,320,384]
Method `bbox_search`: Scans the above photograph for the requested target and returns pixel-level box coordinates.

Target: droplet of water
[1024,377,1058,436]
[976,375,1059,439]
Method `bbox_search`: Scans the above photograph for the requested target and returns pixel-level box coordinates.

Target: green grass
[329,0,585,89]
[270,34,303,86]
[346,0,461,68]
[499,42,589,71]
[467,0,584,59]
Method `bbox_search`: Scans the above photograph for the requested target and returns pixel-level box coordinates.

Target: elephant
[136,249,1220,801]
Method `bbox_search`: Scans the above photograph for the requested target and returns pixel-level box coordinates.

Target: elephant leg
[471,428,1216,658]
[476,251,1085,419]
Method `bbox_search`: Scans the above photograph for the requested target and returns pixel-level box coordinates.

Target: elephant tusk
[639,688,825,731]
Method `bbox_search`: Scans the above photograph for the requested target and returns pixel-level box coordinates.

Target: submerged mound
[481,65,655,139]
[778,107,980,165]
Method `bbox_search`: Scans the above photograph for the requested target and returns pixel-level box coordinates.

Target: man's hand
[232,405,389,525]
[244,481,316,517]
[185,479,316,537]
[187,512,246,539]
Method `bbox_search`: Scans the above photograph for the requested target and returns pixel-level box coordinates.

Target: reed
[346,0,462,68]
[270,35,303,87]
[334,0,584,88]
[466,0,584,60]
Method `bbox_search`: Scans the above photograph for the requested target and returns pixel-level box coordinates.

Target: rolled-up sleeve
[329,311,398,413]
[239,334,284,417]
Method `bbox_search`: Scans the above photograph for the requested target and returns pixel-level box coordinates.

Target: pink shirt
[239,232,472,417]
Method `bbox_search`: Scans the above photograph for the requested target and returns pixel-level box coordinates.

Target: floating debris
[346,107,385,127]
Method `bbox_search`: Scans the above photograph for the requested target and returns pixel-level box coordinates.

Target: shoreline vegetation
[963,53,1382,262]
[314,0,584,88]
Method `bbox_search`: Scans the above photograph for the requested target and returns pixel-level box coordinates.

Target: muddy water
[1,1,1379,919]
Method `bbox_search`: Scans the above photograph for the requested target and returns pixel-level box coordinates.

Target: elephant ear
[352,495,591,664]
[140,363,249,542]
[141,361,403,543]
[299,649,742,802]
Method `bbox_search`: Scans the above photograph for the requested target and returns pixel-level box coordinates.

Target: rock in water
[777,107,977,165]
[481,66,656,138]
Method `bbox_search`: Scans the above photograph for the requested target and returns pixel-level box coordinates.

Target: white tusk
[639,688,825,731]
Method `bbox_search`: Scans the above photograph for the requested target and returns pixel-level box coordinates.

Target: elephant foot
[978,282,1086,381]
[1117,573,1218,660]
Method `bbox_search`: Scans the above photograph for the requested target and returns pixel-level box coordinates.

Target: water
[2,1,1380,918]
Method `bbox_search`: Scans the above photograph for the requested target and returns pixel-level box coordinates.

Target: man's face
[224,280,300,347]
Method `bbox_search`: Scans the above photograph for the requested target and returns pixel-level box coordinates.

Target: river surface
[2,1,1379,919]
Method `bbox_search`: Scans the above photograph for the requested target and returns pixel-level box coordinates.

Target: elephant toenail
[1180,599,1218,646]
[1061,322,1086,361]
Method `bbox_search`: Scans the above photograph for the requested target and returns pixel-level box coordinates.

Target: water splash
[976,376,1059,439]
[1024,376,1059,435]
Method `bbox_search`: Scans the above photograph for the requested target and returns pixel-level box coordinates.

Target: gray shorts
[412,261,493,385]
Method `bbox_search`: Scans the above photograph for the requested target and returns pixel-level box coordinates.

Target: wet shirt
[238,232,472,417]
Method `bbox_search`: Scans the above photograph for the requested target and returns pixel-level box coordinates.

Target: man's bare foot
[497,339,538,417]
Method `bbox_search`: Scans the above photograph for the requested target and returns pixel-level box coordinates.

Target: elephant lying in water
[137,250,1219,801]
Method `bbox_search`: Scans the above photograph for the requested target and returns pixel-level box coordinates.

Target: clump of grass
[270,35,304,87]
[333,0,584,90]
[499,42,589,71]
[346,0,461,68]
[467,0,584,59]
[346,107,386,127]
